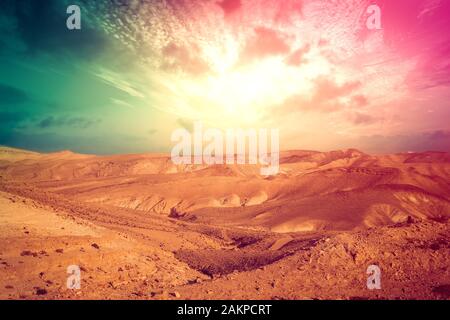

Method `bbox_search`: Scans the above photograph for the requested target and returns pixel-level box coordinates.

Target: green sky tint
[0,0,175,154]
[1,0,449,154]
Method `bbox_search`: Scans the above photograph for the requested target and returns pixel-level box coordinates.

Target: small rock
[35,288,47,295]
[20,250,37,257]
[133,291,144,297]
[91,243,100,250]
[150,290,169,299]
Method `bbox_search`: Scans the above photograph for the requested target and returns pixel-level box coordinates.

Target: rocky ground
[0,147,448,300]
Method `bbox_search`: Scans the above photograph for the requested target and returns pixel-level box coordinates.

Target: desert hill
[1,147,448,231]
[0,146,448,299]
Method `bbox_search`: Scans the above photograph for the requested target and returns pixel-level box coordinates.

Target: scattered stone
[108,280,128,289]
[150,290,169,299]
[55,249,64,254]
[20,250,37,257]
[35,287,48,295]
[91,243,100,249]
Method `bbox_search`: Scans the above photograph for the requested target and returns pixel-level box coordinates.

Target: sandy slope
[0,147,449,299]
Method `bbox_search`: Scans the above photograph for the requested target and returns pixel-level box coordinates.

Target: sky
[0,0,449,154]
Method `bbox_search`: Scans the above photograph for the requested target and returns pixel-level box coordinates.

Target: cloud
[346,111,381,125]
[0,83,29,105]
[240,27,291,64]
[217,0,242,17]
[111,98,135,109]
[278,77,362,113]
[38,116,101,129]
[407,41,450,89]
[285,44,310,66]
[161,43,211,76]
[274,0,304,24]
[350,95,368,108]
[312,77,361,102]
[95,69,145,98]
[176,118,194,132]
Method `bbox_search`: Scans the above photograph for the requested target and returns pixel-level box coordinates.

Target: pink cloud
[285,44,310,66]
[217,0,242,17]
[278,77,362,113]
[240,27,291,64]
[346,111,381,126]
[161,43,210,76]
